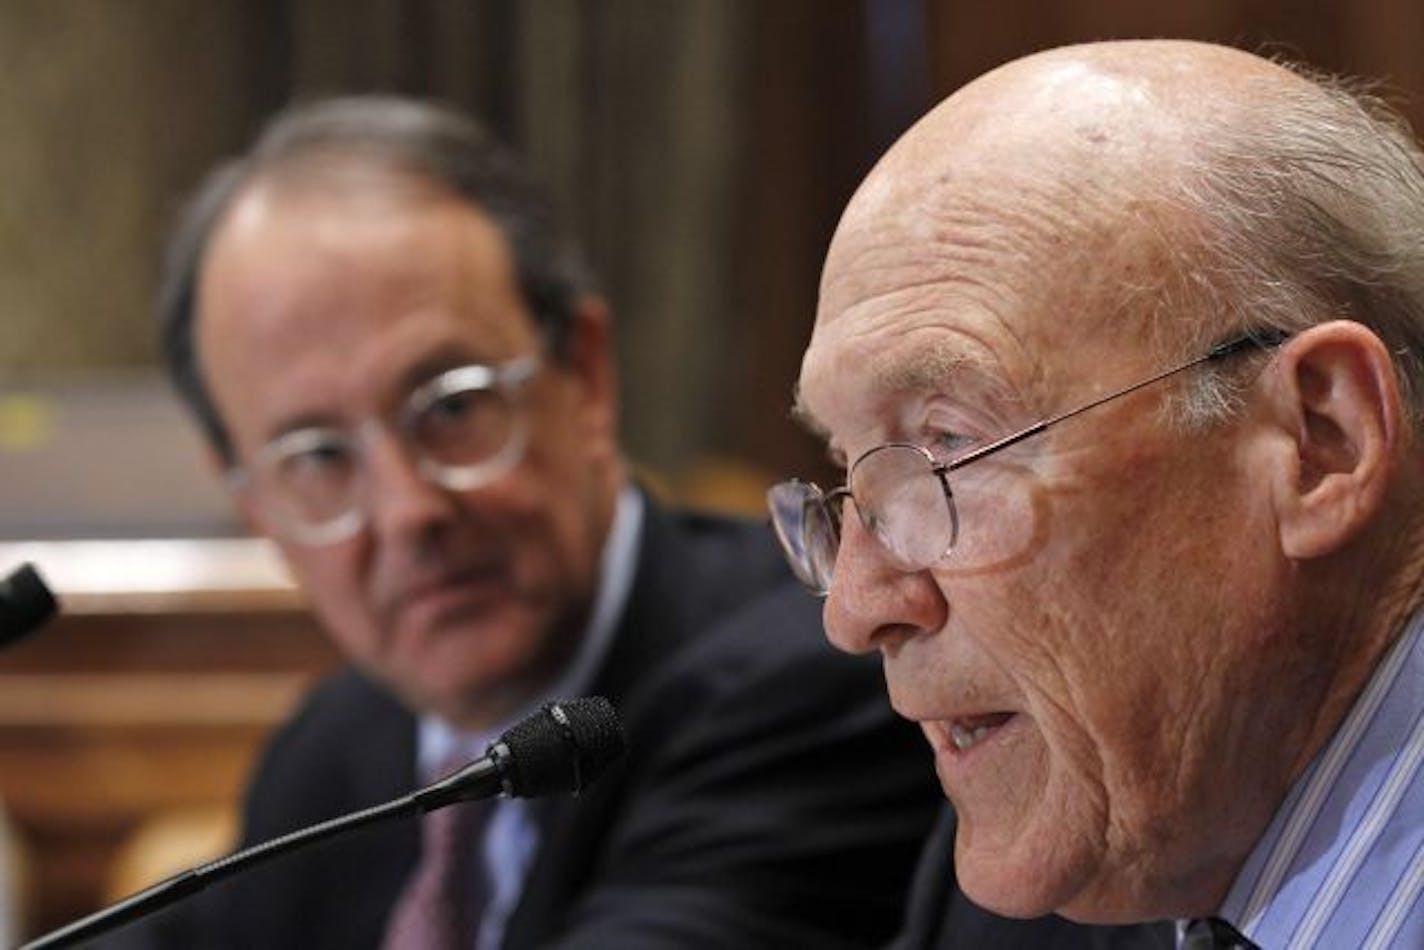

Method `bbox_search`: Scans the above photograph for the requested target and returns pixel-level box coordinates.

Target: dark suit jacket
[893,806,1176,950]
[108,501,942,948]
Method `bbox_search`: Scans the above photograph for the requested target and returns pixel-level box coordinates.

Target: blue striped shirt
[1196,609,1424,948]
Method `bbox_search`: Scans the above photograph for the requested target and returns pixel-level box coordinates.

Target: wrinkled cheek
[320,605,387,670]
[551,501,609,601]
[939,467,1045,575]
[952,728,1101,917]
[1007,696,1113,832]
[288,554,384,659]
[503,522,576,607]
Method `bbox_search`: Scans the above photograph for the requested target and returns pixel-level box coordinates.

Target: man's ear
[1265,321,1404,560]
[563,295,620,439]
[203,441,266,536]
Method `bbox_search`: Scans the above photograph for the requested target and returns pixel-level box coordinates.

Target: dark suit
[893,807,1176,949]
[110,500,942,948]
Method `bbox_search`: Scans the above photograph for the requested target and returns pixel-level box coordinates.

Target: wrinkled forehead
[795,270,1041,465]
[798,180,1112,450]
[798,63,1205,447]
[796,322,1008,445]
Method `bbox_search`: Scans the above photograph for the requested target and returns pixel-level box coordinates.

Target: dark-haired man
[122,95,941,949]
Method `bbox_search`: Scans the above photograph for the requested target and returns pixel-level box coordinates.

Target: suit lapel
[500,496,699,945]
[335,673,423,948]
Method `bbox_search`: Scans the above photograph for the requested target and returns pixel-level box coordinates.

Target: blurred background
[1,0,1422,940]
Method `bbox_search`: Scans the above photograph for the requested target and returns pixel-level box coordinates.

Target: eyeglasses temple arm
[942,330,1289,473]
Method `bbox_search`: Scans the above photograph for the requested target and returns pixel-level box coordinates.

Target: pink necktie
[381,797,494,950]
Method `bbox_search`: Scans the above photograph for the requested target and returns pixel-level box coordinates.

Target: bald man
[767,40,1424,949]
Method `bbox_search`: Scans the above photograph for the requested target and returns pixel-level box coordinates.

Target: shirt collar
[1194,607,1424,945]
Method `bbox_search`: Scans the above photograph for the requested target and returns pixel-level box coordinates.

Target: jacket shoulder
[242,668,413,834]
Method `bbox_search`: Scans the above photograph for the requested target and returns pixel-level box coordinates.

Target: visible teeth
[950,722,994,751]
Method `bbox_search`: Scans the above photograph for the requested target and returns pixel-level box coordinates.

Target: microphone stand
[22,754,506,950]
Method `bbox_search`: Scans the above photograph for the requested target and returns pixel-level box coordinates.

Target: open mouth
[946,712,1015,753]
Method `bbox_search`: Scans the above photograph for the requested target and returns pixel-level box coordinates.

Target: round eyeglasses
[769,443,959,594]
[769,329,1290,595]
[230,355,540,545]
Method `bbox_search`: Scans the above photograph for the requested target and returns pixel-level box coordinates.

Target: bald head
[791,42,1424,923]
[839,41,1309,233]
[813,40,1424,426]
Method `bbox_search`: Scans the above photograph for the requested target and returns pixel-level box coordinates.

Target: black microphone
[0,563,58,646]
[21,696,625,950]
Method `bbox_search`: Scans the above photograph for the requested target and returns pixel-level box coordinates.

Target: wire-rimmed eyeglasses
[229,355,540,546]
[767,330,1289,595]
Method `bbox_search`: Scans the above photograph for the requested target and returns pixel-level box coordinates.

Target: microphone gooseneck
[21,696,626,950]
[0,563,58,645]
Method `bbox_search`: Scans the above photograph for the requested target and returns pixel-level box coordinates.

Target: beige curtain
[0,0,748,477]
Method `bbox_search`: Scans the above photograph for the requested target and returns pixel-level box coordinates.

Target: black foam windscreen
[497,696,625,797]
[0,563,58,645]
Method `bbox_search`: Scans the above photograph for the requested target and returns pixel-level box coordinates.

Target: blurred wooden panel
[1337,0,1424,129]
[922,0,1424,131]
[0,540,338,939]
[0,373,240,541]
[735,0,877,491]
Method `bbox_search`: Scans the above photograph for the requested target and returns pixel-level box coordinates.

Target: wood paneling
[0,543,337,939]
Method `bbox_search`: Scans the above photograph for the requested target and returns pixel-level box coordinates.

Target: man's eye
[932,431,978,458]
[300,443,349,465]
[268,430,355,480]
[284,441,353,477]
[429,389,477,421]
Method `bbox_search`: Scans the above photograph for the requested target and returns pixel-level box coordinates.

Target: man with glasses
[120,96,942,949]
[772,40,1424,949]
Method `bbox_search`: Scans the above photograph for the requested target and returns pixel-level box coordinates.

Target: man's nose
[822,502,947,655]
[362,431,459,542]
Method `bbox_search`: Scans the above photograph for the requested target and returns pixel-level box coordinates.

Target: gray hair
[157,95,595,464]
[1161,65,1424,430]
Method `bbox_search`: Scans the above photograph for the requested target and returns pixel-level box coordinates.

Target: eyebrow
[394,344,499,398]
[790,339,1009,447]
[264,409,344,444]
[260,345,505,445]
[789,388,828,442]
[876,342,1000,398]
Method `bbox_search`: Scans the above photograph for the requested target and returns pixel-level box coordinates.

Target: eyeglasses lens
[849,444,957,572]
[250,361,535,544]
[768,481,832,592]
[262,429,359,529]
[412,385,518,469]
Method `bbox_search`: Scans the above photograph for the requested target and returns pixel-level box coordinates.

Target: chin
[954,818,1098,922]
[959,866,1065,921]
[961,842,1161,926]
[405,665,532,729]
